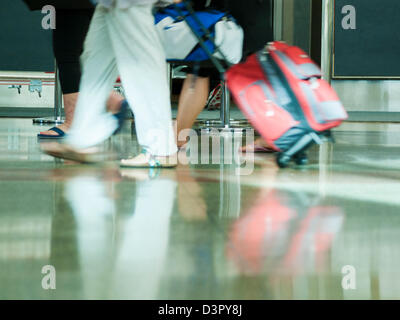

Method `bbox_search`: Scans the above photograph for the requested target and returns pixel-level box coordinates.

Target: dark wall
[0,0,54,72]
[293,0,312,55]
[310,0,322,66]
[334,0,400,78]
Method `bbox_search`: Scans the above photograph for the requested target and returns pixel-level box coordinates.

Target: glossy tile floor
[1,118,400,300]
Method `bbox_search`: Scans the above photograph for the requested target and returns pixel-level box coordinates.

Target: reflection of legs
[112,179,176,299]
[65,176,115,299]
[176,75,210,148]
[107,5,177,156]
[177,169,207,221]
[66,6,119,149]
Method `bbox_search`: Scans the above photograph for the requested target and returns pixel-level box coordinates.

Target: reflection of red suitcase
[226,41,348,167]
[226,190,345,275]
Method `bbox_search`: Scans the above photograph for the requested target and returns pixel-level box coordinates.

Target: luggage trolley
[32,61,63,125]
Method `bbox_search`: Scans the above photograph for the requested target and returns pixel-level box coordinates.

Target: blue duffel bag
[155,3,244,64]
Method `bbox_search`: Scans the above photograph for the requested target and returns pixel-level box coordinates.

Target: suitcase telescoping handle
[174,0,232,77]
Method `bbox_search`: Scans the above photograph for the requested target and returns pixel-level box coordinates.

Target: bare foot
[177,141,188,149]
[240,138,275,153]
[41,142,114,163]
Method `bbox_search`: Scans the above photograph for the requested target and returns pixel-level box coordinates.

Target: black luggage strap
[257,52,291,107]
[175,0,232,78]
[257,51,306,122]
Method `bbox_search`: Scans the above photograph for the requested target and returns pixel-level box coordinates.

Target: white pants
[66,5,177,156]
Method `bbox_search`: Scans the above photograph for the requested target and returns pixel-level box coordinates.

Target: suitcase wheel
[276,153,292,168]
[294,152,308,166]
[276,152,308,168]
[276,132,319,168]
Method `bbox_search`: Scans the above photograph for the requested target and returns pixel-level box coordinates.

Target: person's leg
[107,5,177,158]
[40,10,93,137]
[59,93,78,130]
[107,91,125,114]
[175,74,210,148]
[40,9,125,138]
[176,74,273,152]
[38,92,79,137]
[65,6,119,149]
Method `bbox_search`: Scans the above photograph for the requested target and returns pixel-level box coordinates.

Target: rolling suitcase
[177,1,347,168]
[226,42,348,167]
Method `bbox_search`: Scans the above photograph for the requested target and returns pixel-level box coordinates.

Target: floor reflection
[64,173,116,299]
[60,168,177,299]
[1,119,400,299]
[110,174,176,299]
[227,189,345,276]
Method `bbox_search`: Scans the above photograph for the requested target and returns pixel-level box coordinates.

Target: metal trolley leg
[168,61,251,133]
[321,0,334,83]
[221,80,230,128]
[194,80,251,133]
[33,61,64,125]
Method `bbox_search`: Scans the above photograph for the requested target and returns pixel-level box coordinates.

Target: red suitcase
[226,41,348,167]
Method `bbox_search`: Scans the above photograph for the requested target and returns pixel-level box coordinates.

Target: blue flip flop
[113,100,129,135]
[37,127,66,139]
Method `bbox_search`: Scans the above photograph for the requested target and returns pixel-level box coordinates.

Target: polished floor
[1,118,400,300]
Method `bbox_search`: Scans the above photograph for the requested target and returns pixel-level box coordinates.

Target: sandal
[37,127,66,139]
[120,150,177,169]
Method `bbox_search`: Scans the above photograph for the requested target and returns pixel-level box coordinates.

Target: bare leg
[39,92,78,136]
[175,75,272,153]
[107,91,125,114]
[39,91,124,136]
[175,74,209,148]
